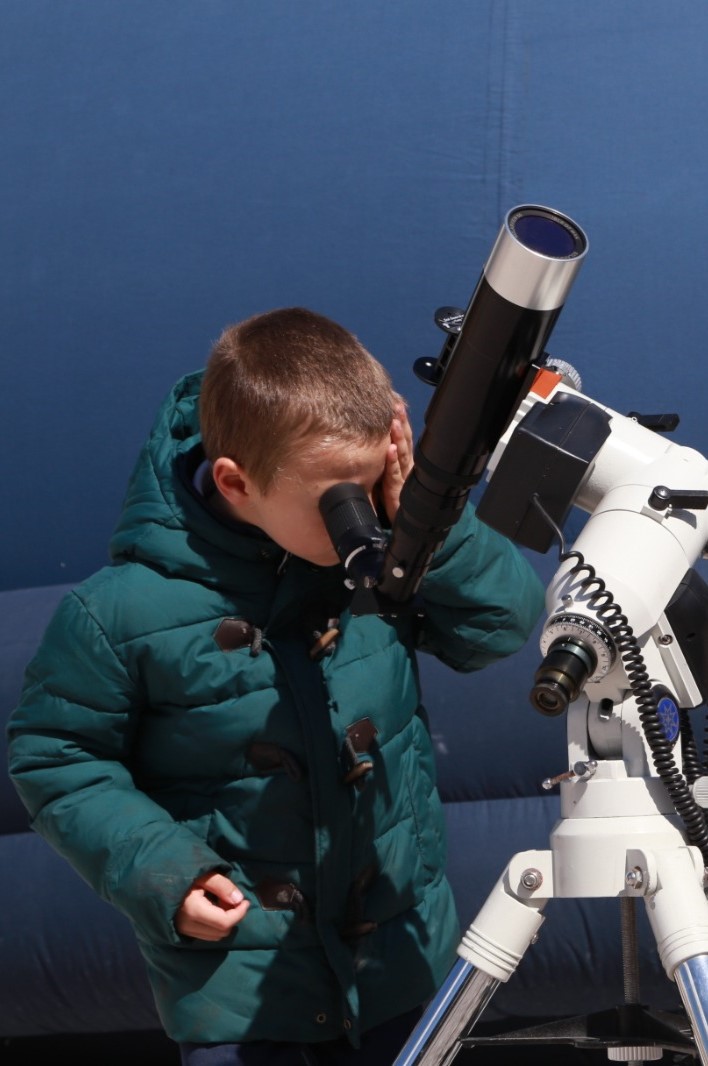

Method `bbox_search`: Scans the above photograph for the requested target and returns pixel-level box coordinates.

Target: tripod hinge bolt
[520,868,544,891]
[625,866,644,889]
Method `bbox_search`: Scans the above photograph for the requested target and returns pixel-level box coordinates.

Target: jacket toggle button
[340,717,378,787]
[309,626,340,661]
[214,618,263,656]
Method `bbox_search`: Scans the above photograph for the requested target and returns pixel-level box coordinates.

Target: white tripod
[394,633,708,1065]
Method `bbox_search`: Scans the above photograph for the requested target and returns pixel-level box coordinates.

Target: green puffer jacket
[8,371,544,1046]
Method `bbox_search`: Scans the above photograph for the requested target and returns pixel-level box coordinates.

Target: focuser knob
[539,355,582,391]
[434,306,465,335]
[413,306,467,386]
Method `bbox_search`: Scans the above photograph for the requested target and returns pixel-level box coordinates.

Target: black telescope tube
[378,204,588,603]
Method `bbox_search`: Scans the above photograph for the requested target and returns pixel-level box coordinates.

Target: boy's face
[215,434,392,567]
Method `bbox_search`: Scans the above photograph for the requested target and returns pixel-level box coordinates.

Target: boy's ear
[211,457,253,506]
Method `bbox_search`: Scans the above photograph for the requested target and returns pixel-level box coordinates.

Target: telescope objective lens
[509,209,586,259]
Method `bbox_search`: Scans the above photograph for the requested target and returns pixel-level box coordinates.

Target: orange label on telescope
[529,367,562,399]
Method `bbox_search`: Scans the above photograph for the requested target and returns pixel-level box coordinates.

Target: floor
[0,1029,692,1065]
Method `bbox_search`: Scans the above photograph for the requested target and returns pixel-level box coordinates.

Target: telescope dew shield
[378,205,588,603]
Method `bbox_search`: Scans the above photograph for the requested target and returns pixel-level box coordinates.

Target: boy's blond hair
[200,307,397,492]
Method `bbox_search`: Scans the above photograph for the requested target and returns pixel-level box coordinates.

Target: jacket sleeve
[6,589,230,946]
[416,502,546,671]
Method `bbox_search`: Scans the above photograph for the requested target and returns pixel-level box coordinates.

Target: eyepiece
[319,483,387,589]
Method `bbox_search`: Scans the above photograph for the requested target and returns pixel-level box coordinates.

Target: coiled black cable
[681,708,703,786]
[532,494,708,864]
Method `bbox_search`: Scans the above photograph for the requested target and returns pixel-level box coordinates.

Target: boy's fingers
[176,874,251,940]
[176,896,250,940]
[392,427,412,480]
[391,403,413,473]
[195,871,244,906]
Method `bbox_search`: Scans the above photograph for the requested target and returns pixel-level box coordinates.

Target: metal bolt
[521,868,543,890]
[573,759,598,780]
[658,634,673,646]
[625,867,644,889]
[542,768,576,790]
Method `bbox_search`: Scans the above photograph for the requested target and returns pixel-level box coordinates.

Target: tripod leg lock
[457,850,550,982]
[641,845,708,979]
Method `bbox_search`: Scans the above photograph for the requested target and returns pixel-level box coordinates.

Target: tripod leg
[393,851,550,1065]
[675,956,708,1065]
[635,845,708,1066]
[393,959,499,1066]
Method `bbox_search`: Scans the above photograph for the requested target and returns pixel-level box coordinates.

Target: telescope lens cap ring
[509,207,586,260]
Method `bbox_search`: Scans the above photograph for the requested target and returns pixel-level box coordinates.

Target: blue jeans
[178,1007,423,1065]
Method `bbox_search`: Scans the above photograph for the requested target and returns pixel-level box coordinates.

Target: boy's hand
[379,400,414,524]
[175,871,250,941]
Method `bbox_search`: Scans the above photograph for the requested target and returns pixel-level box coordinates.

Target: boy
[7,307,544,1065]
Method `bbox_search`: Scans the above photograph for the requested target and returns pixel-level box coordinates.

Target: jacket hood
[109,372,282,586]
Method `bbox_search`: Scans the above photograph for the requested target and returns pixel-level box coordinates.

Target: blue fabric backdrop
[3,4,708,1038]
[3,0,707,591]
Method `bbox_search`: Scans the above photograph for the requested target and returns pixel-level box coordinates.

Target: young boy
[7,307,544,1065]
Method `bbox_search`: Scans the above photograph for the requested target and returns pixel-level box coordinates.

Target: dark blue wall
[3,0,708,591]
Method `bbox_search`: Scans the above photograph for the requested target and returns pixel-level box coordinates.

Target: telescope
[321,205,708,1065]
[321,204,587,601]
[391,353,708,1066]
[376,204,587,603]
